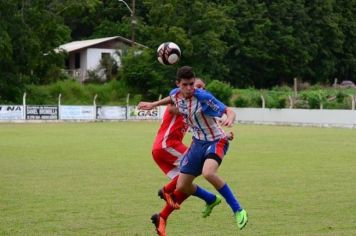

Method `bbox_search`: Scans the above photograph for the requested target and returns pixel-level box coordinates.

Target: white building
[56,36,146,82]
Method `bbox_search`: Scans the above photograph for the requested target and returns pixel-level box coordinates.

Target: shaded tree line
[1,0,355,102]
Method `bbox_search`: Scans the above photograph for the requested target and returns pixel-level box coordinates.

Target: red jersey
[152,106,188,150]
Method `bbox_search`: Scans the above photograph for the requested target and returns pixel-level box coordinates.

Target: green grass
[0,122,355,235]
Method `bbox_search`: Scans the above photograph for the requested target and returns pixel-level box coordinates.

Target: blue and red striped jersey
[170,88,227,141]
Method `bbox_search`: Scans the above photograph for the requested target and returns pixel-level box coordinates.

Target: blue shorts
[180,137,229,176]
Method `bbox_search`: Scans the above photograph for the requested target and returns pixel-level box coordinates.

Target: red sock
[159,190,188,220]
[159,204,174,220]
[163,176,178,193]
[173,189,188,204]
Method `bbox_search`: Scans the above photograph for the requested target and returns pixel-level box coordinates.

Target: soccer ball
[157,42,181,65]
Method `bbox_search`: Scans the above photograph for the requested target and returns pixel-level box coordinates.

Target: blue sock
[193,185,216,204]
[218,183,242,213]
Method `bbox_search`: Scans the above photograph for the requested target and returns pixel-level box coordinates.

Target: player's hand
[137,102,154,110]
[226,131,234,141]
[220,117,234,127]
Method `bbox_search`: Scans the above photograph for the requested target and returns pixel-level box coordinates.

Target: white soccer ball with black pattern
[157,42,181,65]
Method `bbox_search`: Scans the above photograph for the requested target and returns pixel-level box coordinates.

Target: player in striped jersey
[149,79,225,236]
[139,66,248,233]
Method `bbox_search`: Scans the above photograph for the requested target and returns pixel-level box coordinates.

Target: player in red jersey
[151,79,205,198]
[152,80,205,180]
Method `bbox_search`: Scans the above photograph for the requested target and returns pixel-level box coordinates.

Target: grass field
[0,122,355,236]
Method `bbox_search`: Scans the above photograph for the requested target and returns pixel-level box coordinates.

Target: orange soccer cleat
[151,214,167,236]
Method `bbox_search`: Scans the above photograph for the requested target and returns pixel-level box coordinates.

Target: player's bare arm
[138,96,173,110]
[220,107,236,127]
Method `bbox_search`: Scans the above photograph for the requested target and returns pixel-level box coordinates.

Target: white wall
[86,48,120,70]
[233,108,356,128]
[81,50,87,70]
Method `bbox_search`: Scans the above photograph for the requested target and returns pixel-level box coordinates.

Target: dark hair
[176,66,195,82]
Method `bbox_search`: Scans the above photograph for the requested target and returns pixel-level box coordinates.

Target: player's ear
[175,80,180,87]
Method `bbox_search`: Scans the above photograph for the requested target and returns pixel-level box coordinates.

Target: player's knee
[202,170,216,182]
[176,180,194,195]
[176,183,189,194]
[175,183,184,193]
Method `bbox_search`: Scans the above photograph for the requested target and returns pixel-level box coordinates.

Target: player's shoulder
[194,88,214,100]
[169,88,180,96]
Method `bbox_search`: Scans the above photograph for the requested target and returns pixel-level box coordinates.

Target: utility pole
[118,0,136,46]
[131,0,136,45]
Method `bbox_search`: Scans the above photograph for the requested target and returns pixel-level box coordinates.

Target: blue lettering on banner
[7,106,22,111]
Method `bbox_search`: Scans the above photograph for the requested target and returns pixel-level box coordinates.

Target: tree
[305,0,344,84]
[119,48,177,100]
[143,0,234,81]
[0,1,70,102]
[334,0,356,81]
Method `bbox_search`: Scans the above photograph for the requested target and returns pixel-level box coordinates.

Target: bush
[26,85,54,105]
[299,90,327,109]
[233,89,261,107]
[233,94,251,107]
[206,80,233,105]
[25,80,129,105]
[262,92,288,109]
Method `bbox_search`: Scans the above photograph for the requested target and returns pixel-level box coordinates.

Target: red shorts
[152,143,188,179]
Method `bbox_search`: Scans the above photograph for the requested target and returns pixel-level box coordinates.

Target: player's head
[176,66,195,82]
[176,66,195,98]
[194,78,205,89]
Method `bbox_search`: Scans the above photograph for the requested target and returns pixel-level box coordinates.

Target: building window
[101,52,110,60]
[65,58,69,69]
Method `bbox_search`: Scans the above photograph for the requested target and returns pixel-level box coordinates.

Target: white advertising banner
[0,105,24,120]
[96,106,127,120]
[60,106,94,120]
[128,106,160,120]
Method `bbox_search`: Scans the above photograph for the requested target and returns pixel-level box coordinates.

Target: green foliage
[232,86,355,109]
[206,80,233,105]
[299,90,327,109]
[1,0,356,103]
[261,91,289,109]
[143,0,233,80]
[233,94,250,108]
[25,80,129,105]
[0,0,70,102]
[119,48,177,100]
[233,89,261,108]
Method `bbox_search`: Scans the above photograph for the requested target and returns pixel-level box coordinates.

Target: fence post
[260,94,265,108]
[294,77,298,97]
[288,96,293,109]
[351,95,355,110]
[58,93,61,120]
[333,78,338,87]
[93,94,98,120]
[22,92,26,120]
[126,93,130,120]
